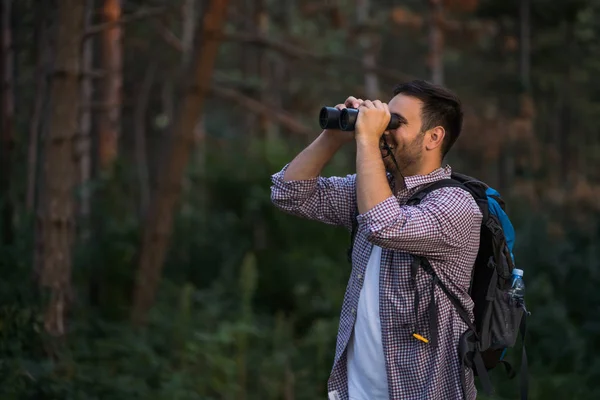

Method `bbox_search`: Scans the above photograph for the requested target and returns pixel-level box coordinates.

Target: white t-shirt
[346,245,390,400]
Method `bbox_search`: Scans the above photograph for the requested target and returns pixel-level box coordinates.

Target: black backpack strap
[519,312,529,400]
[415,255,491,400]
[412,257,478,344]
[350,178,467,264]
[406,178,467,206]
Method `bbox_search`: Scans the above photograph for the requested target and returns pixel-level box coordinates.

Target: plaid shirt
[270,163,482,400]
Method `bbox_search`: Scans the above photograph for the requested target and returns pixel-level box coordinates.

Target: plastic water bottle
[508,268,526,306]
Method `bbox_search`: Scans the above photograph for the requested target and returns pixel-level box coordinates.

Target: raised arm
[271,97,364,230]
[356,187,481,260]
[271,131,356,230]
[352,98,481,259]
[271,162,356,230]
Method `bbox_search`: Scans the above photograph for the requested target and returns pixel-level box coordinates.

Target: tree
[98,0,123,172]
[1,0,14,245]
[131,0,231,327]
[36,0,84,337]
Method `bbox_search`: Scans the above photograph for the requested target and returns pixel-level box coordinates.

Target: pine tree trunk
[1,0,15,245]
[519,0,531,92]
[26,1,50,212]
[134,64,154,216]
[98,0,122,172]
[36,0,84,337]
[131,0,231,327]
[256,0,271,137]
[428,0,444,85]
[357,0,379,98]
[77,0,94,237]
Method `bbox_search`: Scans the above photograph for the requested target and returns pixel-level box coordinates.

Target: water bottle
[508,268,526,306]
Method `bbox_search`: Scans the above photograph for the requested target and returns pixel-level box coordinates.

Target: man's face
[380,94,426,175]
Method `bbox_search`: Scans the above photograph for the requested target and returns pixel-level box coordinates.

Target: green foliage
[2,138,600,398]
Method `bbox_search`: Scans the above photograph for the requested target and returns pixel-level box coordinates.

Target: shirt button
[351,308,356,315]
[357,274,363,280]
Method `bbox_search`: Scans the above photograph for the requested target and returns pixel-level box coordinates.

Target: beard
[381,133,424,174]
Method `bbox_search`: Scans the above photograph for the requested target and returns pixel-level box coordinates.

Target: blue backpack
[347,172,529,399]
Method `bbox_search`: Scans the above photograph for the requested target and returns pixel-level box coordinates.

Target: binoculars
[319,106,401,131]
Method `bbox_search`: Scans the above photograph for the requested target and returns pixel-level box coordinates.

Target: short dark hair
[392,80,463,158]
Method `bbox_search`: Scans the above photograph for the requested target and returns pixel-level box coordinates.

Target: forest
[1,0,600,398]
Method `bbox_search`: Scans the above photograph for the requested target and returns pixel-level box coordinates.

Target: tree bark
[98,0,122,172]
[428,0,444,85]
[1,0,15,244]
[134,64,154,216]
[26,1,50,212]
[559,22,573,183]
[181,0,196,66]
[255,0,271,137]
[36,0,84,337]
[519,0,531,92]
[77,0,94,237]
[131,0,231,327]
[357,0,379,98]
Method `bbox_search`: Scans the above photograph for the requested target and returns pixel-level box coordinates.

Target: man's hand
[354,100,391,144]
[354,99,394,214]
[283,95,363,182]
[323,96,365,145]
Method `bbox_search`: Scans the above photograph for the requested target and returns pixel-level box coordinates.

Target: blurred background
[1,0,599,398]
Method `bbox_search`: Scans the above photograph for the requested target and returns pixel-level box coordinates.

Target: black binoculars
[319,106,400,132]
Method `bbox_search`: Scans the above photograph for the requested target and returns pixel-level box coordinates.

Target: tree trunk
[181,0,196,65]
[98,0,122,172]
[77,0,94,237]
[131,0,231,327]
[357,0,379,98]
[1,0,15,245]
[255,0,271,137]
[27,1,50,212]
[428,0,444,85]
[36,0,84,337]
[519,0,530,93]
[559,22,573,183]
[134,63,154,216]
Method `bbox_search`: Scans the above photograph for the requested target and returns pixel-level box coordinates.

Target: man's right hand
[323,96,365,144]
[283,96,365,182]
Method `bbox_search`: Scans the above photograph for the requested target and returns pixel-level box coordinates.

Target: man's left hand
[354,100,391,144]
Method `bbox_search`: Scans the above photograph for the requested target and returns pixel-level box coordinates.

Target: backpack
[347,172,529,400]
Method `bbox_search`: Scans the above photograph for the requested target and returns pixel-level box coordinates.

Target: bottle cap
[512,268,524,277]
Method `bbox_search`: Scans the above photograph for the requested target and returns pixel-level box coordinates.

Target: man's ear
[426,126,445,152]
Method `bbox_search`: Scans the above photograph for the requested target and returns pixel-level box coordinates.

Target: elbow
[270,187,291,210]
[270,185,305,212]
[363,224,400,249]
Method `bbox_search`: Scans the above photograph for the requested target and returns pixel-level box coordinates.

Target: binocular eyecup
[319,106,400,132]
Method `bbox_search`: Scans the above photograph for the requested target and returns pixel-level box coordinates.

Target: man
[270,80,482,400]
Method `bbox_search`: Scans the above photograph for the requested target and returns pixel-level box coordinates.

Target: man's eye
[391,113,407,125]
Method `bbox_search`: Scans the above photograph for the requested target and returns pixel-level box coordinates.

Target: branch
[210,85,313,136]
[154,27,415,83]
[85,6,170,37]
[217,32,416,83]
[153,20,183,52]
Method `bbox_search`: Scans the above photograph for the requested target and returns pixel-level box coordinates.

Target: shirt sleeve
[356,186,481,260]
[270,163,357,230]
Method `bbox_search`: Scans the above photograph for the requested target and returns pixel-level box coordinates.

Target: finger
[334,103,347,110]
[383,103,391,120]
[345,96,361,108]
[372,99,384,109]
[362,99,374,109]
